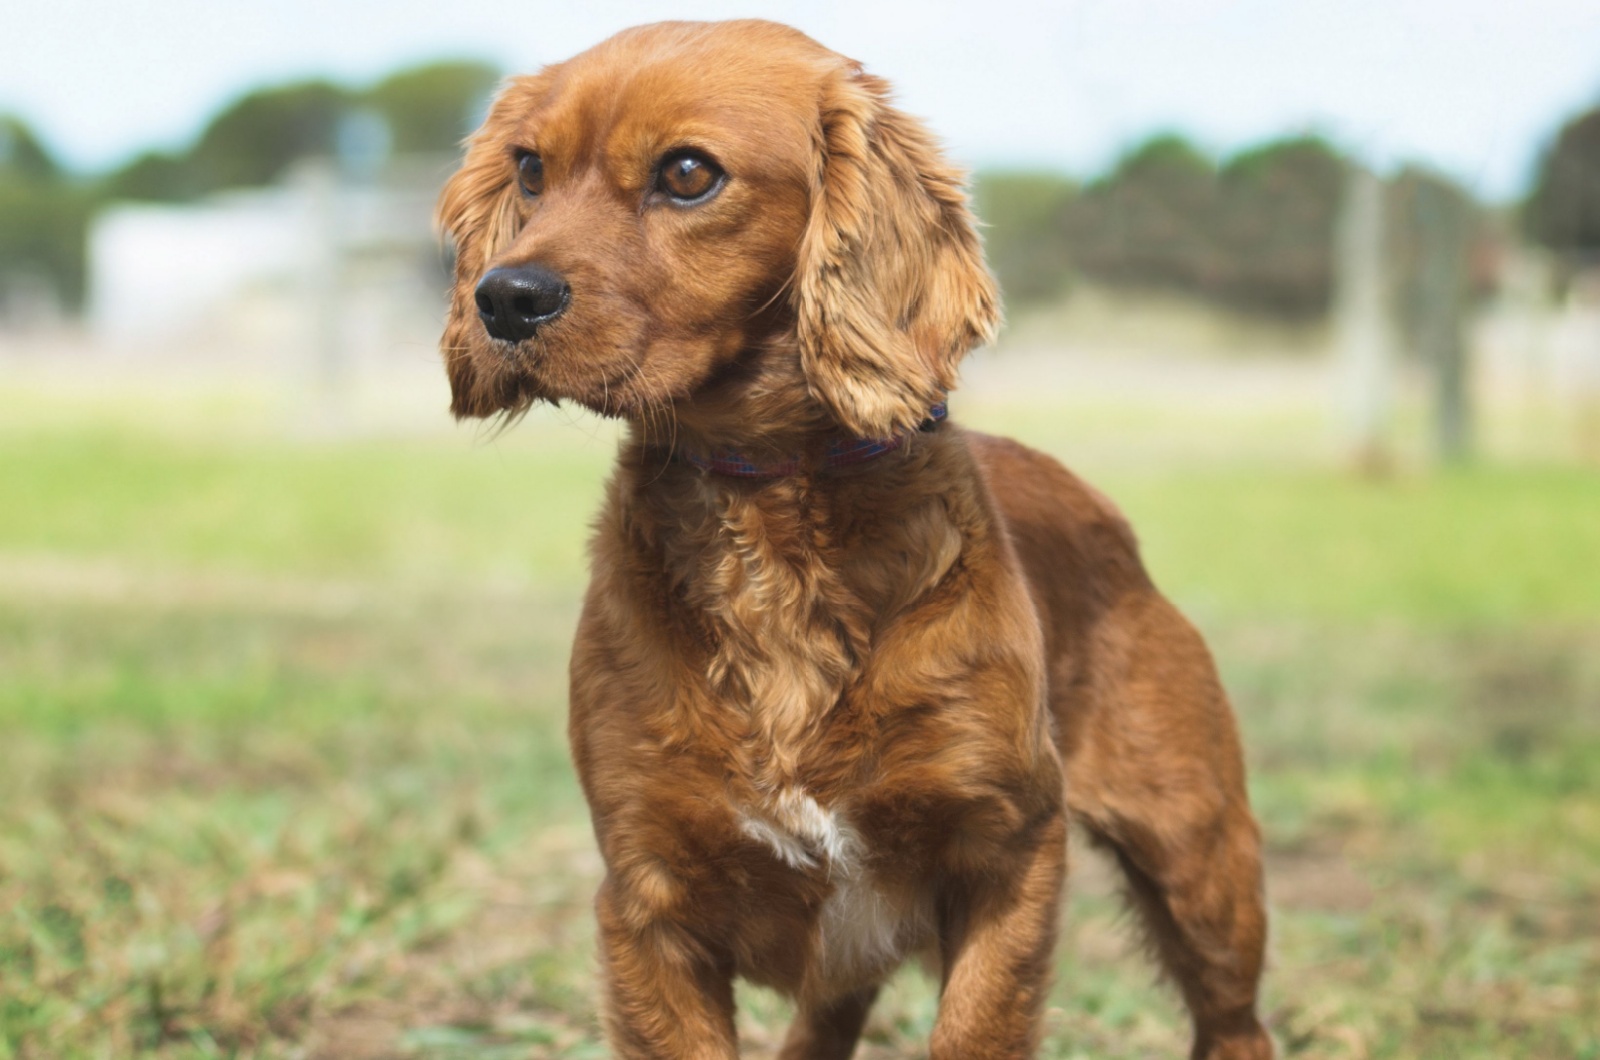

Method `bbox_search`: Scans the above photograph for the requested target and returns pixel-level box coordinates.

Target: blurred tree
[185,80,354,192]
[98,61,500,205]
[1065,134,1217,296]
[971,171,1077,307]
[1211,136,1346,317]
[99,80,353,201]
[102,150,195,202]
[363,60,499,155]
[0,115,90,310]
[0,116,61,184]
[1526,104,1600,273]
[0,185,92,308]
[1063,133,1350,321]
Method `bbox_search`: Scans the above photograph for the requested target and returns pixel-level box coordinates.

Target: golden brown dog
[438,20,1271,1059]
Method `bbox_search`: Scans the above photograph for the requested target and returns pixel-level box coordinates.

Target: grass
[2,391,1598,1058]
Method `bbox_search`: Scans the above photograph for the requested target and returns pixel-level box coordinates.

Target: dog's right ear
[437,75,548,419]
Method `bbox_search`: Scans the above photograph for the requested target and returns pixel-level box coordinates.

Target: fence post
[1334,164,1397,473]
[1414,181,1473,463]
[295,158,347,430]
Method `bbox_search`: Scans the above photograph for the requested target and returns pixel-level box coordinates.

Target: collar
[680,402,947,479]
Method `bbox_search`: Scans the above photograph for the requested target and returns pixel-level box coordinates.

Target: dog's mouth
[489,341,657,419]
[486,333,547,367]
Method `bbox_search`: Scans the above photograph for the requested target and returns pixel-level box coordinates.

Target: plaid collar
[680,403,947,479]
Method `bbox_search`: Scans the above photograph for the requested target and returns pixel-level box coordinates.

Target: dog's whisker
[748,272,798,321]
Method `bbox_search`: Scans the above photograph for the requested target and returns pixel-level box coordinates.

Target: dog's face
[439,20,998,440]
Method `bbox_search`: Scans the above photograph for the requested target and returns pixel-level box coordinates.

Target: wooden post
[1414,180,1473,464]
[295,158,347,430]
[1574,272,1600,463]
[1334,165,1397,473]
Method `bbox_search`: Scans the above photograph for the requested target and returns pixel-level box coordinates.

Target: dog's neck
[625,342,946,478]
[609,409,968,792]
[670,403,946,479]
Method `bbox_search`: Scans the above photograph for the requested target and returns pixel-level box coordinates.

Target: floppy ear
[792,68,1000,438]
[436,76,544,419]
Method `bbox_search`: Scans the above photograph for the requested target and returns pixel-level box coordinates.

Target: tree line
[2,65,1600,321]
[976,137,1493,330]
[0,60,498,311]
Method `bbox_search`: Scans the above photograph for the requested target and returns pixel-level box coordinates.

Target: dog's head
[438,20,998,440]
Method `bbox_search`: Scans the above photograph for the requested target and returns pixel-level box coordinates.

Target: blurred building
[86,156,450,371]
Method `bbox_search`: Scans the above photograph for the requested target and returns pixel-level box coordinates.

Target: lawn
[2,388,1597,1059]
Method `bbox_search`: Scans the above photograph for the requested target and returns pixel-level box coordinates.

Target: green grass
[2,399,1598,1058]
[4,418,1596,623]
[1120,466,1600,625]
[0,426,610,588]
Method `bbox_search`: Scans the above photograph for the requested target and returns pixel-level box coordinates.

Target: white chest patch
[739,789,926,980]
[739,789,850,870]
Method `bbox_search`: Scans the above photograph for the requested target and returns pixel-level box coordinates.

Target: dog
[438,20,1271,1060]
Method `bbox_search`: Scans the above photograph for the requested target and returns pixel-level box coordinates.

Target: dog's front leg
[594,877,739,1059]
[929,810,1067,1060]
[777,985,880,1060]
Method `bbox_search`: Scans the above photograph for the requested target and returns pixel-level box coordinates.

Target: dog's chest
[665,481,962,780]
[646,478,970,982]
[737,788,929,984]
[670,489,867,776]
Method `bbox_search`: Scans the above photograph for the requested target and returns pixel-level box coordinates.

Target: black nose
[474,265,570,342]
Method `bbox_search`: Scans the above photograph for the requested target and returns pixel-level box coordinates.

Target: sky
[4,0,1600,201]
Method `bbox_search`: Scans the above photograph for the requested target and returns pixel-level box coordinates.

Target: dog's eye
[657,151,723,203]
[516,151,544,197]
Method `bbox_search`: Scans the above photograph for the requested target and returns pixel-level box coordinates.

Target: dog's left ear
[792,67,1000,438]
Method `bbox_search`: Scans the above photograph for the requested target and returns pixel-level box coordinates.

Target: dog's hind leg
[1079,810,1271,1060]
[1063,596,1273,1060]
[776,985,879,1060]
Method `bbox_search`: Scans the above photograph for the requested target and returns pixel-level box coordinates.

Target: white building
[87,158,451,373]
